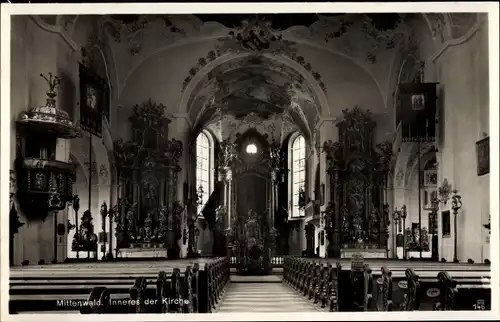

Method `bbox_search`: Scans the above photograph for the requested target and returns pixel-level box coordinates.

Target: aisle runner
[217,282,319,313]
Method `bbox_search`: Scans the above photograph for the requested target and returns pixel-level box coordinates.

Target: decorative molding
[172,113,193,128]
[429,17,483,63]
[30,16,79,52]
[314,116,338,130]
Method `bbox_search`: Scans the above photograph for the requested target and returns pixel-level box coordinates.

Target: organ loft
[6,10,494,315]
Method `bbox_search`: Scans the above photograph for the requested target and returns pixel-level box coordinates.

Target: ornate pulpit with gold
[113,100,184,258]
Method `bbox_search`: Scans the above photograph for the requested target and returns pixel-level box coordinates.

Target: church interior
[7,12,493,314]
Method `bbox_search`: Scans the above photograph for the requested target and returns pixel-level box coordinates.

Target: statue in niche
[352,214,364,247]
[340,205,350,244]
[158,205,168,239]
[126,204,137,240]
[143,212,153,241]
[245,209,260,248]
[368,204,380,244]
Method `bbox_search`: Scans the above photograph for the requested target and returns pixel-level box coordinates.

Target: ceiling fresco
[63,12,480,139]
[187,54,318,138]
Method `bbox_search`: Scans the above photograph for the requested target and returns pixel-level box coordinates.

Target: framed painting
[79,63,109,137]
[476,136,489,176]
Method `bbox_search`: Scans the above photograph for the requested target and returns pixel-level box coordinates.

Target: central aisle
[217,276,319,313]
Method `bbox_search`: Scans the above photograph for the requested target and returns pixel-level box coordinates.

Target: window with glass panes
[291,135,306,217]
[196,132,210,213]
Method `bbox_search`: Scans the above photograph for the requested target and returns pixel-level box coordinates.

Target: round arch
[177,52,331,120]
[404,144,437,189]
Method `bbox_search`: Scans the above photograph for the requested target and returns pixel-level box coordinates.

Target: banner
[396,83,438,142]
[79,63,108,138]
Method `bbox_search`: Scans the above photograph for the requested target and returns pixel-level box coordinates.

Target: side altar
[323,107,393,259]
[112,100,184,259]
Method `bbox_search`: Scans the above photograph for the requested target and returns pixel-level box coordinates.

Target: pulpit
[323,107,393,258]
[113,100,183,258]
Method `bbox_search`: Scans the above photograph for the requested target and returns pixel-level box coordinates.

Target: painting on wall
[476,136,489,176]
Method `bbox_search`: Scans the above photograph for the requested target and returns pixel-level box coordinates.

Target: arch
[404,143,437,189]
[288,132,307,218]
[177,52,330,119]
[69,152,89,186]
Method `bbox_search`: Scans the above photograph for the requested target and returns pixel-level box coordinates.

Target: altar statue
[125,205,137,240]
[143,212,153,241]
[245,209,260,249]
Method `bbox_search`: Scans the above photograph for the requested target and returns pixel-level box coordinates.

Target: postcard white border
[1,2,499,321]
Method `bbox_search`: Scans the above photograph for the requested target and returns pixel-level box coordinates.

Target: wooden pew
[398,268,420,311]
[283,256,491,312]
[433,271,491,311]
[282,256,342,312]
[9,257,230,314]
[375,266,393,311]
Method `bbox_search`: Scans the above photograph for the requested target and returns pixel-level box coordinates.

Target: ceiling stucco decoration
[448,13,478,39]
[206,110,299,145]
[103,15,187,56]
[57,15,79,33]
[291,13,413,64]
[181,18,327,94]
[423,13,449,44]
[187,55,318,139]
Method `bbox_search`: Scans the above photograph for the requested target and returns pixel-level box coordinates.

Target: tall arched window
[196,132,211,213]
[290,134,306,218]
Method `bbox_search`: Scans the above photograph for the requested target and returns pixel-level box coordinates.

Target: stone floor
[217,277,319,313]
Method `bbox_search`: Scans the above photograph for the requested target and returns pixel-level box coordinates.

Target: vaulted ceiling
[60,12,481,142]
[189,54,319,138]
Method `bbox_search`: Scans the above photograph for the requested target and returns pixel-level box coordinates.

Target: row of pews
[9,257,230,314]
[283,256,491,312]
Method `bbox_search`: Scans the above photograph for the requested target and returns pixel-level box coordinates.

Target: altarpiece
[219,130,278,275]
[323,107,392,258]
[113,100,184,258]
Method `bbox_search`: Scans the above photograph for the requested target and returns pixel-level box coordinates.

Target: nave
[9,256,491,314]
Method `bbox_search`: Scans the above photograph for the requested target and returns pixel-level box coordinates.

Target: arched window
[290,134,306,218]
[196,132,211,213]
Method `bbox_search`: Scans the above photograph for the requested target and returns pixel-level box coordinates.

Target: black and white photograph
[1,2,498,320]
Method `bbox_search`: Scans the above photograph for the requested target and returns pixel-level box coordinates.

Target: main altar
[323,107,393,259]
[218,129,278,275]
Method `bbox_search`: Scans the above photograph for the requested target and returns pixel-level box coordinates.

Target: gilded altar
[323,107,393,258]
[113,100,184,258]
